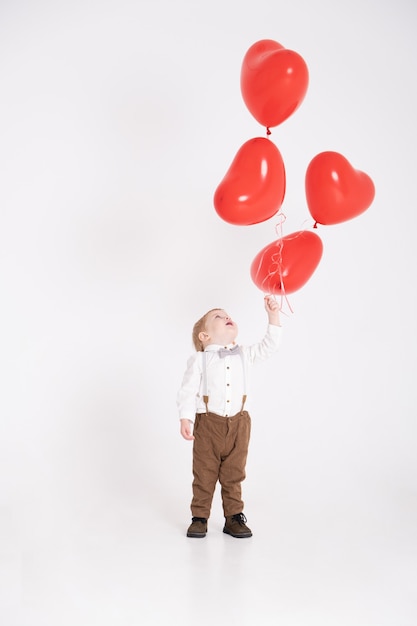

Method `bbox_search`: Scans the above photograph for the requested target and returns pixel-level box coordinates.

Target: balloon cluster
[213,39,375,298]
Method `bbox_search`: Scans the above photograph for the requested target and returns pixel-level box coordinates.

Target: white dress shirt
[177,324,282,420]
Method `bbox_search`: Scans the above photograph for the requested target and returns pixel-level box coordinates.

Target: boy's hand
[264,295,281,326]
[180,419,195,441]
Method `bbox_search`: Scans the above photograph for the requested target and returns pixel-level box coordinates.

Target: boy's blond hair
[192,308,221,351]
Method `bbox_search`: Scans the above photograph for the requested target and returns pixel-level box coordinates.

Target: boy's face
[199,309,238,347]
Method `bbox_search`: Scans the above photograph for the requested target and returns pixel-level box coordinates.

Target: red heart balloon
[240,39,309,129]
[214,137,286,225]
[305,151,375,226]
[250,230,323,294]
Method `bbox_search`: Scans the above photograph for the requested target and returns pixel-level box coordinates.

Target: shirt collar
[204,343,237,353]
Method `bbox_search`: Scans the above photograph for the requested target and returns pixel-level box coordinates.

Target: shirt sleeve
[244,324,282,365]
[176,352,202,422]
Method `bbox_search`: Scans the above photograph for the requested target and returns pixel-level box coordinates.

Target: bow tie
[218,345,241,358]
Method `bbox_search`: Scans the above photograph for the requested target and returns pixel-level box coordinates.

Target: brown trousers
[190,410,251,518]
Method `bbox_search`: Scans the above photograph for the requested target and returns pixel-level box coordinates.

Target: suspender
[202,350,247,416]
[202,350,209,413]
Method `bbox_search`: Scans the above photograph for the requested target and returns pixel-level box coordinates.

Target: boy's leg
[190,414,224,519]
[218,411,251,517]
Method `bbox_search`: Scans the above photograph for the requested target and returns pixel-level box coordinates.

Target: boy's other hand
[180,419,195,441]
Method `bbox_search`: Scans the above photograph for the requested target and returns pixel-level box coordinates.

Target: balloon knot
[266,127,271,136]
[313,222,318,229]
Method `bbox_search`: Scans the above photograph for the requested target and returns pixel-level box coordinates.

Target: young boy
[177,295,281,538]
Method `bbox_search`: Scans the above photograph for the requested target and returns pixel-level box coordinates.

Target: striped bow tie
[218,345,241,358]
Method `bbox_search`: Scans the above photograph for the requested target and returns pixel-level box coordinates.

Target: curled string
[252,212,293,316]
[272,213,294,315]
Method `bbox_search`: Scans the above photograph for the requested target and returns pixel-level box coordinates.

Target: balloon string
[301,216,314,231]
[270,216,315,314]
[274,214,294,315]
[257,213,293,316]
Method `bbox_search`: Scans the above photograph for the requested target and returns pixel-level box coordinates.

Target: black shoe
[223,513,252,538]
[187,517,208,538]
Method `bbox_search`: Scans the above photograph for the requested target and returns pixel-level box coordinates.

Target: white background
[1,1,416,624]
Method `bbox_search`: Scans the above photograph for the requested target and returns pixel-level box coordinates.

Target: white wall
[0,1,416,624]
